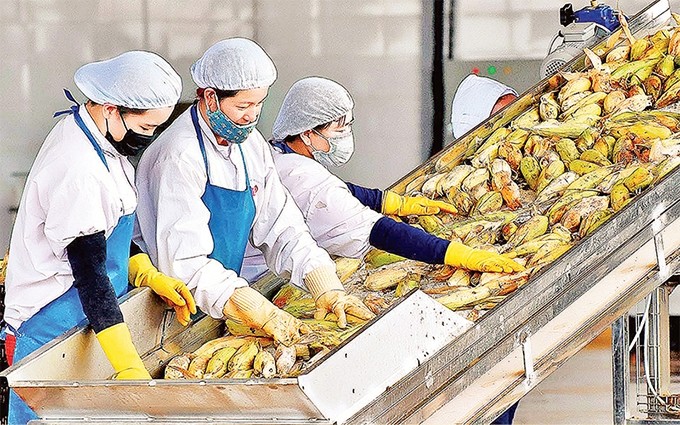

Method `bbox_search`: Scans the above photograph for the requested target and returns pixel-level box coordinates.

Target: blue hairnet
[191,38,277,90]
[272,77,354,141]
[74,51,182,109]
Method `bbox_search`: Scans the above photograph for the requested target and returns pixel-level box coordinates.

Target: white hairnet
[450,74,518,138]
[271,77,354,141]
[191,38,277,90]
[74,51,181,109]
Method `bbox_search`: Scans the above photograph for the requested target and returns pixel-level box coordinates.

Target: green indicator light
[488,65,497,75]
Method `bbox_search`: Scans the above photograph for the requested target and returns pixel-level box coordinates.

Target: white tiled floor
[514,336,613,425]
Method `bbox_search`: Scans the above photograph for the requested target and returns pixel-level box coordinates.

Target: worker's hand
[314,290,375,328]
[382,190,458,216]
[304,265,375,328]
[222,287,308,346]
[129,253,197,326]
[96,323,152,380]
[445,242,524,273]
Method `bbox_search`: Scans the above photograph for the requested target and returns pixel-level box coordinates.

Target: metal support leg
[613,317,629,425]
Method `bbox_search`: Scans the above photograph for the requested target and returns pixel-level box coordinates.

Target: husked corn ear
[165,354,192,380]
[530,120,592,139]
[462,168,490,193]
[608,122,672,140]
[539,92,560,120]
[567,166,614,191]
[335,257,363,282]
[622,167,654,192]
[528,242,573,267]
[471,191,504,216]
[654,156,680,182]
[512,106,541,129]
[364,249,406,268]
[568,159,601,175]
[535,171,578,204]
[520,156,541,190]
[274,344,297,376]
[610,183,631,212]
[611,58,658,80]
[579,209,614,238]
[547,190,599,224]
[447,189,474,216]
[253,350,276,378]
[536,160,566,193]
[436,165,474,196]
[556,138,580,163]
[204,346,239,379]
[561,92,607,119]
[437,286,493,311]
[395,277,420,297]
[560,196,610,232]
[558,76,591,104]
[189,337,250,379]
[364,268,409,291]
[507,215,549,246]
[227,340,260,372]
[580,149,612,166]
[606,45,630,63]
[225,369,254,379]
[447,269,472,287]
[603,91,626,114]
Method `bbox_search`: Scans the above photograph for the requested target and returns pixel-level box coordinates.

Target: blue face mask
[206,94,258,144]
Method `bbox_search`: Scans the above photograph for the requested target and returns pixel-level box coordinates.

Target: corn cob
[274,344,297,376]
[536,159,566,193]
[580,149,612,166]
[364,249,406,269]
[610,183,631,212]
[188,336,250,379]
[558,77,591,104]
[528,242,574,267]
[227,340,260,372]
[556,138,580,163]
[447,269,472,287]
[335,257,363,282]
[654,156,680,182]
[561,92,607,119]
[611,58,659,80]
[421,173,447,197]
[539,91,560,121]
[364,268,409,291]
[603,91,626,114]
[462,168,490,193]
[165,354,193,380]
[560,196,610,232]
[530,119,592,138]
[519,156,541,190]
[436,165,474,196]
[606,46,630,63]
[579,209,614,238]
[568,159,601,175]
[395,277,420,297]
[446,189,474,216]
[434,137,470,172]
[471,191,504,216]
[253,351,276,378]
[437,286,493,311]
[622,167,654,192]
[535,171,578,204]
[204,346,239,379]
[512,106,541,129]
[547,190,599,224]
[507,215,549,246]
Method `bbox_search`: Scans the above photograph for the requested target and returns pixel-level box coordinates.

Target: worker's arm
[345,182,457,216]
[66,232,150,379]
[345,182,382,212]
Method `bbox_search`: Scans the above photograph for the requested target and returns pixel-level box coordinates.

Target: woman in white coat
[241,77,522,283]
[3,51,194,424]
[134,39,374,346]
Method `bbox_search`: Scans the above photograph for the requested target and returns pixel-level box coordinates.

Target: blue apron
[191,104,256,273]
[8,103,134,425]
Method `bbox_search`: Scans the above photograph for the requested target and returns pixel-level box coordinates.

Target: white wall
[0,0,427,253]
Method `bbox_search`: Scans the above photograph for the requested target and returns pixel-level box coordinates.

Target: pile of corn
[164,17,680,379]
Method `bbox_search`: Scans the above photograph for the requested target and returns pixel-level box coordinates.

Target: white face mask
[307,129,354,168]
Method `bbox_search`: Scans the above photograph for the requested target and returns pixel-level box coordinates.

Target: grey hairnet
[272,77,354,141]
[191,38,277,90]
[74,51,182,109]
[450,74,517,138]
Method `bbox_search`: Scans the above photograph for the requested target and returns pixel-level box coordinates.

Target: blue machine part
[561,3,623,32]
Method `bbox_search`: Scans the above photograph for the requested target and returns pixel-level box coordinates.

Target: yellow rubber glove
[445,242,525,273]
[305,266,375,328]
[223,287,308,346]
[96,323,151,380]
[129,253,197,326]
[382,190,458,216]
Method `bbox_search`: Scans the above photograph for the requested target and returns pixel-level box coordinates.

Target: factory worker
[135,38,374,347]
[450,74,518,138]
[3,51,192,424]
[240,77,523,285]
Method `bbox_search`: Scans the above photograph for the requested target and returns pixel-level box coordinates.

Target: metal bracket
[653,216,669,280]
[519,331,537,389]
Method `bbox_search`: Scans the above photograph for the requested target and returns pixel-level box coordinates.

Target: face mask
[206,94,258,144]
[309,129,354,168]
[105,113,157,157]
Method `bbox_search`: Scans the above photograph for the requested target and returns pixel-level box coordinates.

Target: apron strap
[53,89,80,118]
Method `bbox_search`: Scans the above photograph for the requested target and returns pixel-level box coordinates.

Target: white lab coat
[241,147,382,283]
[134,107,334,319]
[5,107,136,331]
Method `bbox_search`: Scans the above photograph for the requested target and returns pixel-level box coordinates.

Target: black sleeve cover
[66,231,124,333]
[130,241,143,257]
